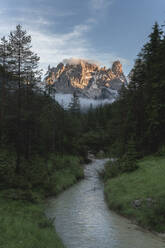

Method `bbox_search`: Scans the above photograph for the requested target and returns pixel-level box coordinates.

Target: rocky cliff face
[44,60,127,99]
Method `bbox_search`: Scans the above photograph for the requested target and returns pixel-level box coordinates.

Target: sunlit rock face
[44,59,127,100]
[112,61,123,76]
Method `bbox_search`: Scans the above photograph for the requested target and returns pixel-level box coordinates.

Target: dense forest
[0,23,165,196]
[0,25,86,199]
[85,22,165,159]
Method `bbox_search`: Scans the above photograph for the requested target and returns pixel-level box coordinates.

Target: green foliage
[68,91,80,114]
[0,22,165,176]
[44,155,84,195]
[104,155,165,232]
[0,24,89,177]
[0,152,83,248]
[21,156,47,188]
[156,145,165,156]
[1,188,42,203]
[120,139,139,172]
[0,149,16,187]
[0,198,65,248]
[103,160,121,179]
[0,148,84,199]
[79,130,105,154]
[103,140,139,180]
[82,22,165,158]
[107,141,125,158]
[103,157,138,181]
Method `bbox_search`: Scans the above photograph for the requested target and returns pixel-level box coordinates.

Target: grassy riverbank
[0,198,65,248]
[104,155,165,232]
[0,154,84,248]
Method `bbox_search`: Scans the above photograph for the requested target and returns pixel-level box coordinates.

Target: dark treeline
[0,22,165,196]
[0,25,85,159]
[0,25,85,197]
[84,22,165,160]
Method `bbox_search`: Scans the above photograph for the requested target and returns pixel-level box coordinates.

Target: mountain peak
[112,61,123,76]
[44,59,127,100]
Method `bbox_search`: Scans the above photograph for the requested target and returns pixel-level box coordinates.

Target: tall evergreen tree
[0,36,10,144]
[68,91,80,114]
[142,23,163,151]
[8,24,40,170]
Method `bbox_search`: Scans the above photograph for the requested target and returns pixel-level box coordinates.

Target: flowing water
[46,159,165,248]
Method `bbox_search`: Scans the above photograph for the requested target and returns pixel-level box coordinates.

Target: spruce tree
[8,24,40,170]
[142,23,163,151]
[68,91,80,114]
[0,36,10,144]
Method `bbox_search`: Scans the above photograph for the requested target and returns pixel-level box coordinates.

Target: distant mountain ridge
[44,59,127,100]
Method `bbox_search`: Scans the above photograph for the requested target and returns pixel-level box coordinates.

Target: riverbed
[46,159,165,248]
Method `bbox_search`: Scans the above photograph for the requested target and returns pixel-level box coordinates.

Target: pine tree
[142,23,163,151]
[68,91,80,114]
[8,24,40,170]
[106,22,165,155]
[44,65,56,98]
[0,36,10,144]
[8,24,40,89]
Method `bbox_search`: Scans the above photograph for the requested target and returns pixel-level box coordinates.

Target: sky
[0,0,165,75]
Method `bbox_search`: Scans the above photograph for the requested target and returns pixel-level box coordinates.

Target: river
[46,159,165,248]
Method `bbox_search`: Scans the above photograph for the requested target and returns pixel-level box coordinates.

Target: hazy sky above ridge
[0,0,165,75]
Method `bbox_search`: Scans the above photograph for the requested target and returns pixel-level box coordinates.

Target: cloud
[90,0,113,10]
[0,5,76,33]
[29,23,129,74]
[62,57,100,66]
[0,19,129,74]
[9,16,52,27]
[29,23,92,73]
[14,7,76,18]
[0,2,129,75]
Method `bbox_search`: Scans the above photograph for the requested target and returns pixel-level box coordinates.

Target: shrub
[156,145,165,156]
[103,147,139,180]
[103,160,121,180]
[0,149,16,188]
[119,155,138,173]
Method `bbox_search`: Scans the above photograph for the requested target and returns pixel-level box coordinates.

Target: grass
[104,155,165,232]
[0,198,65,248]
[49,167,83,195]
[45,155,84,196]
[0,154,84,248]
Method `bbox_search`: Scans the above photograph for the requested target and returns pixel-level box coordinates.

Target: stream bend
[46,159,165,248]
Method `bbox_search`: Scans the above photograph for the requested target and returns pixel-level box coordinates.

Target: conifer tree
[68,91,80,114]
[0,36,10,143]
[142,23,163,151]
[8,24,40,170]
